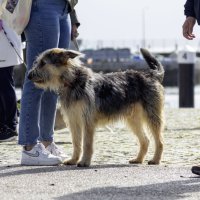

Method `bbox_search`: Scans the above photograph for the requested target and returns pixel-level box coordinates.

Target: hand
[71,25,79,40]
[182,17,196,40]
[0,20,3,31]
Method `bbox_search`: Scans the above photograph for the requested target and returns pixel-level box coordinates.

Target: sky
[76,0,200,50]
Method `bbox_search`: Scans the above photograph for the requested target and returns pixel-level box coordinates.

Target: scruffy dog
[28,48,165,167]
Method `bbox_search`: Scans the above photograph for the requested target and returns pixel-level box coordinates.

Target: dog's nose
[27,71,33,80]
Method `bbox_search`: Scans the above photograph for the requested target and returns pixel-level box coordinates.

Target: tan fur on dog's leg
[147,104,164,165]
[77,124,95,167]
[148,123,163,165]
[63,121,82,165]
[127,104,149,164]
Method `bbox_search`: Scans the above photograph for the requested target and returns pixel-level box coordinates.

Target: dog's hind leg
[146,103,164,165]
[63,120,82,165]
[126,103,149,164]
[77,122,95,167]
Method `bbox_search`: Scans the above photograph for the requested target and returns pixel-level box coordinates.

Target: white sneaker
[21,143,62,166]
[46,142,67,161]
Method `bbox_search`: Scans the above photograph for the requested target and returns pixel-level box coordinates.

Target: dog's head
[28,48,82,91]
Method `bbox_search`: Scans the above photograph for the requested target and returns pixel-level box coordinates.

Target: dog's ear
[62,50,82,59]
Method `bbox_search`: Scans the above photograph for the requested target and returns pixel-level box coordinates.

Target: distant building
[82,48,132,63]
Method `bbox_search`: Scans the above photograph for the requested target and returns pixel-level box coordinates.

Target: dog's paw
[129,159,143,164]
[148,160,160,165]
[63,159,77,165]
[77,160,91,167]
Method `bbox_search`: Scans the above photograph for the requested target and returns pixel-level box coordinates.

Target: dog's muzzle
[27,71,34,80]
[27,70,45,84]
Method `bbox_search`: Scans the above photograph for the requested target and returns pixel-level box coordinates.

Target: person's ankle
[24,145,35,151]
[41,141,52,148]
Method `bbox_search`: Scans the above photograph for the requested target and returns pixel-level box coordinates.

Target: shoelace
[49,144,63,156]
[37,144,51,155]
[51,145,60,154]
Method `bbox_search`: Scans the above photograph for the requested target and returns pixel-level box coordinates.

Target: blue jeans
[18,0,71,145]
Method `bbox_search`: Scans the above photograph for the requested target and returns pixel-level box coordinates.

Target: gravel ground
[0,108,200,167]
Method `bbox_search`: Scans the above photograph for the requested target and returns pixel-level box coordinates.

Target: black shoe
[191,166,200,175]
[0,126,18,142]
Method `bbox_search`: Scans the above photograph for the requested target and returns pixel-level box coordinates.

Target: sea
[16,85,200,108]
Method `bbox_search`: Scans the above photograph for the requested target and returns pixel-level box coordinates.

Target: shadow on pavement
[166,127,200,131]
[55,178,200,200]
[0,164,138,178]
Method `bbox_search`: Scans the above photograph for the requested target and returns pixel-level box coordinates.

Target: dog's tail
[140,48,164,83]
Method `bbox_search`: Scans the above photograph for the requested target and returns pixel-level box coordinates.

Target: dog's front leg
[63,121,82,165]
[77,124,95,167]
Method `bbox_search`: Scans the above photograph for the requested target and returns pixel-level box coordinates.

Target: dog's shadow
[0,164,137,178]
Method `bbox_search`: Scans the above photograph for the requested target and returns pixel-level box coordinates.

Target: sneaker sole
[21,162,61,166]
[21,158,62,166]
[0,136,18,142]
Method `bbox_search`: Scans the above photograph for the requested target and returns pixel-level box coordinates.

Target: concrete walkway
[0,164,200,200]
[0,108,200,199]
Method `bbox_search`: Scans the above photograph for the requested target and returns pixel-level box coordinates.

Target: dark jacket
[184,0,200,24]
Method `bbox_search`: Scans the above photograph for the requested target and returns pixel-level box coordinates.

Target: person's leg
[19,0,67,146]
[4,67,18,131]
[0,67,18,141]
[19,0,70,165]
[58,8,71,49]
[39,91,58,144]
[36,1,71,161]
[39,0,71,144]
[0,67,17,129]
[0,68,8,129]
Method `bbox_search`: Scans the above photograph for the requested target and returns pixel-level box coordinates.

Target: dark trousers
[0,67,17,130]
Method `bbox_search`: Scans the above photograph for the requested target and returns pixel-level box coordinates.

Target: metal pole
[142,8,147,48]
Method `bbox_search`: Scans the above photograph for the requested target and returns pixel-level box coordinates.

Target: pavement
[0,165,200,200]
[0,108,200,199]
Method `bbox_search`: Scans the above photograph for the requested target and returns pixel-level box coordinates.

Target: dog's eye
[33,60,38,66]
[40,60,46,67]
